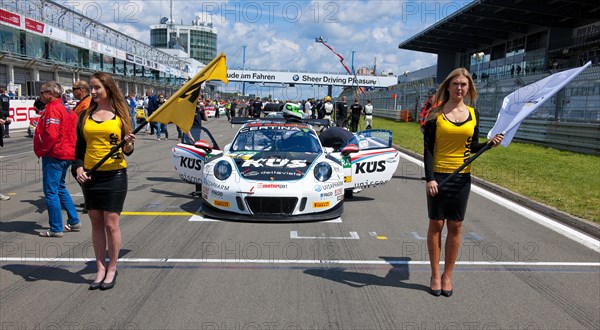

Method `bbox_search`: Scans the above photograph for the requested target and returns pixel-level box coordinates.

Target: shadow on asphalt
[2,261,96,284]
[303,257,429,293]
[150,188,197,200]
[2,249,136,284]
[0,220,45,235]
[21,198,47,213]
[145,177,183,183]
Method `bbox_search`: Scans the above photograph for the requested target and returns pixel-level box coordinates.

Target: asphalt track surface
[1,118,598,330]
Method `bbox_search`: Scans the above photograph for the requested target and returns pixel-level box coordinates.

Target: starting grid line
[1,257,599,267]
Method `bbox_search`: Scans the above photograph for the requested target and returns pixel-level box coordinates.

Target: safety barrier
[373,108,412,122]
[479,118,600,155]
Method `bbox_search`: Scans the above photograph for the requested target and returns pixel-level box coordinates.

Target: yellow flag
[147,52,228,132]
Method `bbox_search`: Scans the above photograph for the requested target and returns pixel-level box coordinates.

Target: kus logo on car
[179,156,202,170]
[355,160,386,174]
[242,158,307,168]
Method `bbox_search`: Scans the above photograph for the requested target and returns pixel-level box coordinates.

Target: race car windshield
[232,127,321,153]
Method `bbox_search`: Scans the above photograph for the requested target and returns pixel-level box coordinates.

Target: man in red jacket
[34,81,80,237]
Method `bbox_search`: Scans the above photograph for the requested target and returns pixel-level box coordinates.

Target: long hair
[428,68,477,120]
[80,72,132,137]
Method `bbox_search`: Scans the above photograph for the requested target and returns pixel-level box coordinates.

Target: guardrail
[479,118,600,155]
[372,109,600,155]
[373,108,413,122]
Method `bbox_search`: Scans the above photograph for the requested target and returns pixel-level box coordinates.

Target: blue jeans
[156,123,168,139]
[42,157,80,233]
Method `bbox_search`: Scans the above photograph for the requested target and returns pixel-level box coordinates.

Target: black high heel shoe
[429,277,441,297]
[441,289,453,297]
[100,271,118,290]
[89,273,106,290]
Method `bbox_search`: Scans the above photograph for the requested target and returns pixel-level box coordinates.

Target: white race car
[172,119,399,221]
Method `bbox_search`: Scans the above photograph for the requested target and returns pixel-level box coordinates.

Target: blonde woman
[423,68,503,297]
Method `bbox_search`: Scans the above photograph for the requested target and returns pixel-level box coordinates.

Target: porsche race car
[171,118,399,221]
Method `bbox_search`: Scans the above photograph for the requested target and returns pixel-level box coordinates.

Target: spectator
[34,81,80,238]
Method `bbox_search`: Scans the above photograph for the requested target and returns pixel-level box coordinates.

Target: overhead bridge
[226,69,397,88]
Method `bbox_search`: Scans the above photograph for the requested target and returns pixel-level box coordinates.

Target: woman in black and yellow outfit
[423,68,503,297]
[73,72,136,290]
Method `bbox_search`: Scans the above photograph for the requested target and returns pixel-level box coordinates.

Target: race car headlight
[314,162,332,182]
[214,160,232,181]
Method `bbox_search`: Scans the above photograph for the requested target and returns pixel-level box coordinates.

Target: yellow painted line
[121,211,197,216]
[376,236,388,240]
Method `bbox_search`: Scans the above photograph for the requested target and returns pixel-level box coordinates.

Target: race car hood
[228,151,320,181]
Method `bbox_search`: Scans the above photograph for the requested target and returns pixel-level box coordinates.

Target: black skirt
[82,168,128,213]
[427,173,471,221]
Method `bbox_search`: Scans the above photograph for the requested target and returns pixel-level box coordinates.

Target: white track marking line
[0,151,34,158]
[1,257,598,267]
[397,152,600,252]
[290,231,359,239]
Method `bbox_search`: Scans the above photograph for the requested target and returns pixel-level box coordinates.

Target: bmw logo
[292,74,299,81]
[314,185,322,192]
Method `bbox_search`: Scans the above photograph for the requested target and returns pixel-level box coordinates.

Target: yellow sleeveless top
[433,106,477,174]
[83,115,127,171]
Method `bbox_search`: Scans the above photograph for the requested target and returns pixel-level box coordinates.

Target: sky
[57,0,472,99]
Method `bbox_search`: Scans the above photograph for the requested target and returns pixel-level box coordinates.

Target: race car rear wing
[230,117,331,128]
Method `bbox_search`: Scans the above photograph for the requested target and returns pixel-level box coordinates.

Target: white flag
[488,61,591,146]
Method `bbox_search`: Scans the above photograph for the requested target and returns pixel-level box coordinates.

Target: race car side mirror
[340,144,359,156]
[194,140,212,154]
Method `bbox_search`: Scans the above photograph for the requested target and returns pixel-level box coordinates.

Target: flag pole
[87,123,146,175]
[437,141,493,189]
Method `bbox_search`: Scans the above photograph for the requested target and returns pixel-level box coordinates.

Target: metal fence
[359,64,600,155]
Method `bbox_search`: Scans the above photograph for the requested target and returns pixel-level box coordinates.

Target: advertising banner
[226,70,397,88]
[8,99,38,130]
[24,18,44,34]
[0,8,20,27]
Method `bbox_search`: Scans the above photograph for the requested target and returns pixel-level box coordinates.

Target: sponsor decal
[337,195,343,201]
[204,180,230,191]
[257,183,287,189]
[210,190,224,197]
[341,157,352,168]
[314,185,322,192]
[214,200,230,208]
[335,188,343,196]
[178,174,202,184]
[321,182,344,190]
[355,160,386,174]
[179,156,202,170]
[202,186,209,194]
[354,180,389,189]
[240,124,306,132]
[320,192,333,199]
[313,201,330,208]
[242,158,307,168]
[344,176,352,183]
